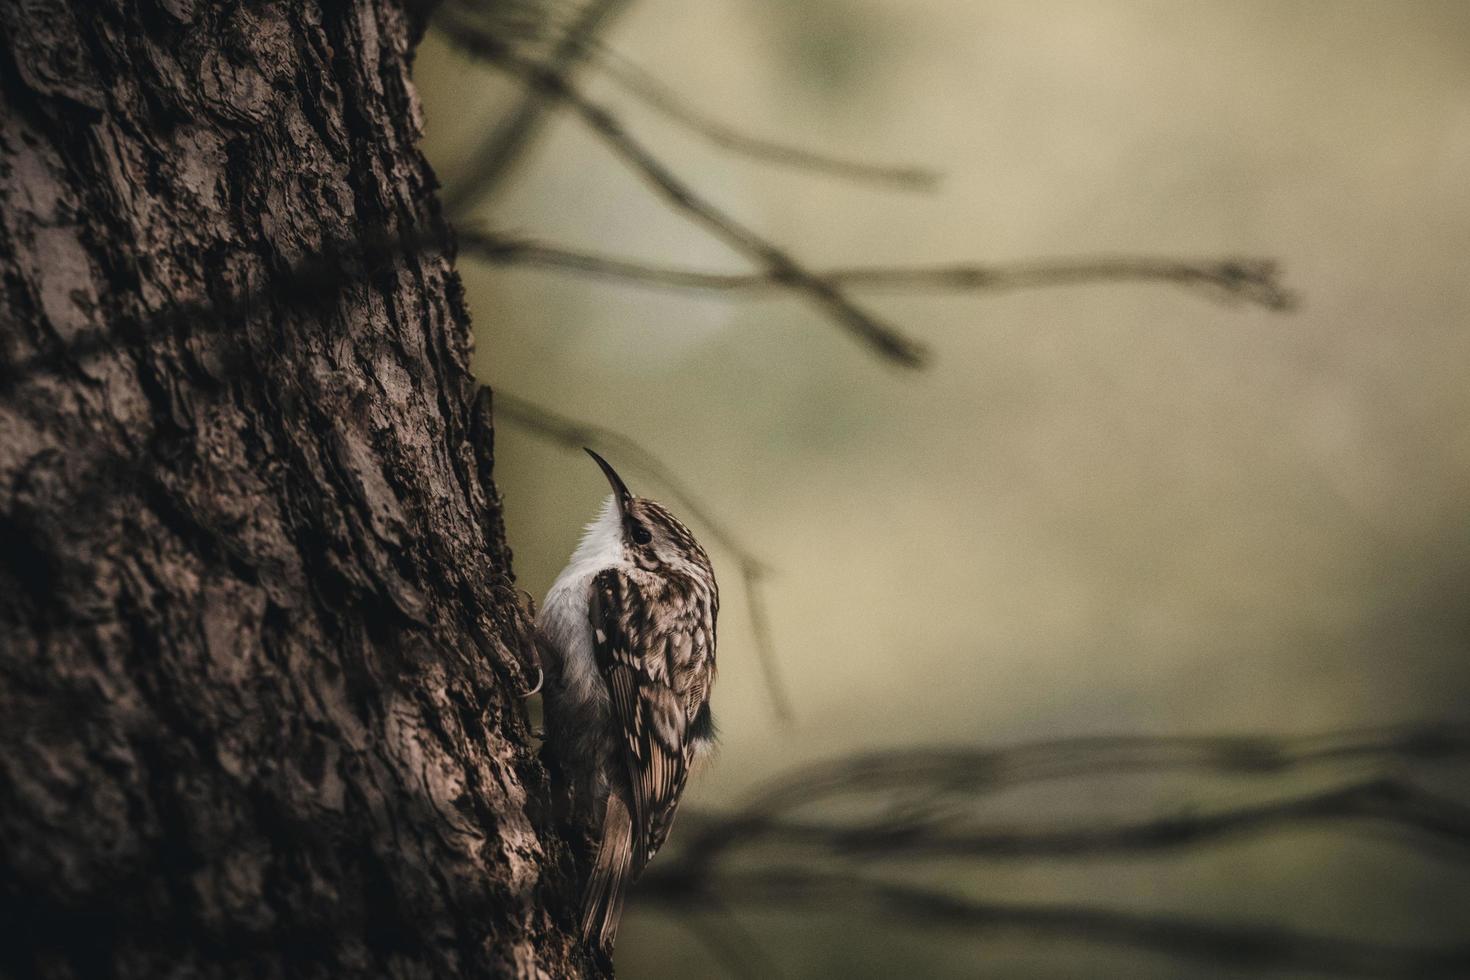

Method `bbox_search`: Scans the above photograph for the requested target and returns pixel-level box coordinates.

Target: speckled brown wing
[589,566,715,871]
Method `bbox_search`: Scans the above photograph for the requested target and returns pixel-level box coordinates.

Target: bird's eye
[631,523,652,545]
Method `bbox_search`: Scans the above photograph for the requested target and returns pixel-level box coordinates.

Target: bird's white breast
[539,496,625,717]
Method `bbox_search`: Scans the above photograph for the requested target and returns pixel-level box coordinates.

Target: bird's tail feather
[581,793,635,954]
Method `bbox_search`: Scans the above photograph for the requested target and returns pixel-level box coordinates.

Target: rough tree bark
[0,2,589,976]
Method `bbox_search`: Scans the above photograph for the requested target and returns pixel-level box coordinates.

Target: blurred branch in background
[432,0,943,194]
[646,868,1469,980]
[434,11,1295,366]
[435,10,931,367]
[493,391,794,721]
[673,725,1470,865]
[458,229,1297,311]
[580,40,942,190]
[638,725,1470,978]
[680,777,1470,863]
[439,0,634,215]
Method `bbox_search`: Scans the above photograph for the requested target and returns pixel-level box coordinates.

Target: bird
[537,448,719,954]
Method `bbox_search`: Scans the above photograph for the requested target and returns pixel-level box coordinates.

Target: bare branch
[674,777,1470,864]
[583,43,940,190]
[640,868,1470,979]
[817,256,1296,310]
[491,390,794,721]
[434,15,930,367]
[438,0,634,216]
[634,728,1470,976]
[676,725,1470,867]
[458,229,1296,310]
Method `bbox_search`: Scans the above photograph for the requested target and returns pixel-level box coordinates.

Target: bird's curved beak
[584,448,633,521]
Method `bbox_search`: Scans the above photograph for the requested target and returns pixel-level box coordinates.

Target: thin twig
[435,15,929,367]
[439,0,634,216]
[583,42,940,190]
[736,562,792,721]
[458,229,1296,310]
[492,390,794,721]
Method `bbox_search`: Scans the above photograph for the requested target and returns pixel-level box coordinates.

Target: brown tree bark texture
[0,1,586,976]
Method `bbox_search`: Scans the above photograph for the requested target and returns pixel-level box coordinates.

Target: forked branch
[434,13,930,367]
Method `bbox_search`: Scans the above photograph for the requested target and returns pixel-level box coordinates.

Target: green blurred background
[414,1,1470,975]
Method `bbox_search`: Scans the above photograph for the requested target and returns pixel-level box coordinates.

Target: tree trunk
[0,2,587,976]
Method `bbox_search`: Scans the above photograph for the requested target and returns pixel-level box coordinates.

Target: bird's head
[584,448,712,580]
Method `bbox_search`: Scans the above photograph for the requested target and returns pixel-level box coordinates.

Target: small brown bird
[538,449,718,954]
